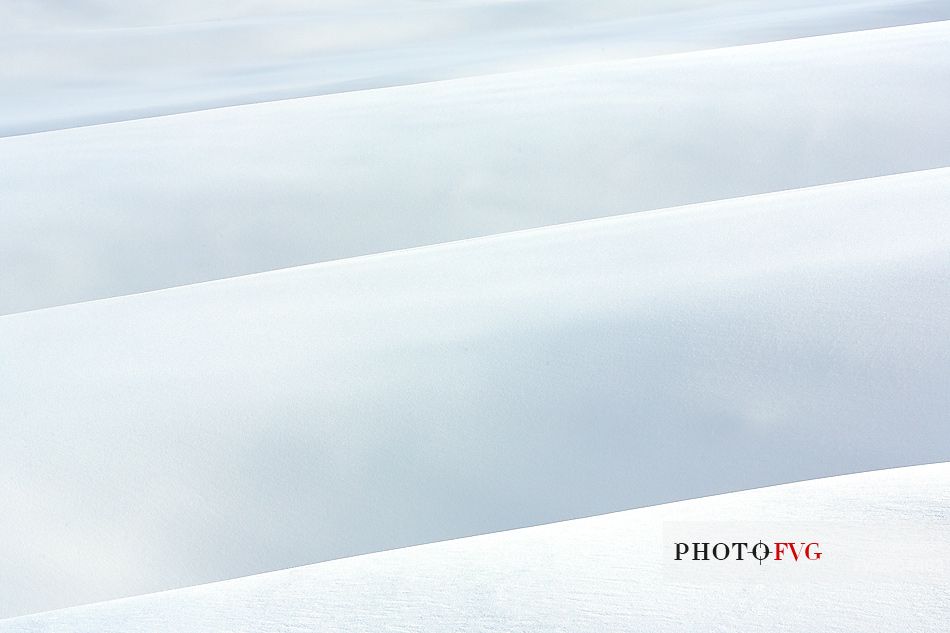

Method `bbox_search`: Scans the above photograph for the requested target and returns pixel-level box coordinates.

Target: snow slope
[2,168,949,617]
[3,0,949,136]
[4,20,950,314]
[2,463,947,632]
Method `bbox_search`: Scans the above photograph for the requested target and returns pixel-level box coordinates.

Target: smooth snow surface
[2,168,949,617]
[4,20,950,314]
[3,1,949,136]
[2,464,947,632]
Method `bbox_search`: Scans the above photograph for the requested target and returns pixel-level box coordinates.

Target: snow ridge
[3,464,947,632]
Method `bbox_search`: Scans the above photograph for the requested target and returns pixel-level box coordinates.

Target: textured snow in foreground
[3,0,948,136]
[3,464,947,632]
[3,21,950,314]
[2,168,948,616]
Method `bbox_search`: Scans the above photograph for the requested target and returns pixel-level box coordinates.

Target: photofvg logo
[674,540,822,564]
[664,520,935,585]
[662,522,833,581]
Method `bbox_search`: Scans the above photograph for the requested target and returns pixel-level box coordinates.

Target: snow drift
[3,0,949,136]
[3,20,950,314]
[2,168,949,616]
[2,464,947,632]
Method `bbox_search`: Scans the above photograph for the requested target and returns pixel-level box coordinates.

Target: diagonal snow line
[5,18,948,139]
[2,165,948,320]
[2,462,947,626]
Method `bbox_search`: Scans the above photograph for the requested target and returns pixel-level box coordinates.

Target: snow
[2,168,949,617]
[3,1,949,136]
[3,1,949,623]
[2,463,947,632]
[3,20,950,314]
